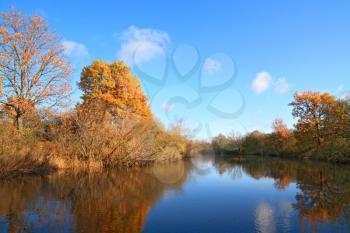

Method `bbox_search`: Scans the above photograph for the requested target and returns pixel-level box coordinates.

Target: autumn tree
[79,60,151,120]
[327,98,350,139]
[270,118,290,154]
[0,8,71,129]
[289,91,339,150]
[272,118,289,139]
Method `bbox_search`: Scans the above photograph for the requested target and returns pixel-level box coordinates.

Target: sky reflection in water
[1,155,350,233]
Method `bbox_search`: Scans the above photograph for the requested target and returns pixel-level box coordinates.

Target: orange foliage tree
[78,60,151,120]
[289,91,338,150]
[272,118,290,139]
[326,98,350,139]
[0,8,71,129]
[270,118,290,154]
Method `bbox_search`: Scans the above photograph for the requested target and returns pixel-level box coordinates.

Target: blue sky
[2,0,350,139]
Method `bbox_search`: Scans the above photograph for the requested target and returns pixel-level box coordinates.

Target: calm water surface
[1,155,350,233]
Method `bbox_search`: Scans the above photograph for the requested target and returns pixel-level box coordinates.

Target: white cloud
[62,40,89,58]
[252,72,291,94]
[203,58,221,74]
[274,78,290,94]
[252,72,273,94]
[117,26,170,66]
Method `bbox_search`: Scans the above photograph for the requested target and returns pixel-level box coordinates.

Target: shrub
[0,120,52,179]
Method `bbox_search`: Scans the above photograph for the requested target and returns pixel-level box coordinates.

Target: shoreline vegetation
[211,91,350,163]
[0,9,194,179]
[0,9,349,180]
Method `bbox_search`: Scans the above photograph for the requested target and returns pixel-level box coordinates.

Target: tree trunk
[14,113,23,130]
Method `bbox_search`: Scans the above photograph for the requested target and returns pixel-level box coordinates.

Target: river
[1,155,350,233]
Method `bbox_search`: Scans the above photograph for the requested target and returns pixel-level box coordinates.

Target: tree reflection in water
[1,156,350,233]
[0,160,192,233]
[213,156,350,232]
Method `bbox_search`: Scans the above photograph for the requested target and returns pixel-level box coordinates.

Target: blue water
[0,155,349,233]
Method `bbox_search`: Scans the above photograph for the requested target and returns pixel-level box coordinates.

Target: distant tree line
[212,91,350,163]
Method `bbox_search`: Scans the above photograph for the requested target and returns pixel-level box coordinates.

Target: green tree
[241,130,266,155]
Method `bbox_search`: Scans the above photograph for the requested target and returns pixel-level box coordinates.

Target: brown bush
[0,120,52,179]
[36,101,190,168]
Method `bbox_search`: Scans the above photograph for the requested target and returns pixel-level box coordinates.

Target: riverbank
[0,111,192,180]
[211,92,350,163]
[215,151,350,165]
[0,155,186,180]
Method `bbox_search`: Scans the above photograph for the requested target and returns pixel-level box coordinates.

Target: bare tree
[0,8,71,129]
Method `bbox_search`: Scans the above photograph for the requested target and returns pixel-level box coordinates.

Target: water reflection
[0,156,350,233]
[255,201,276,233]
[214,157,350,232]
[0,161,191,233]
